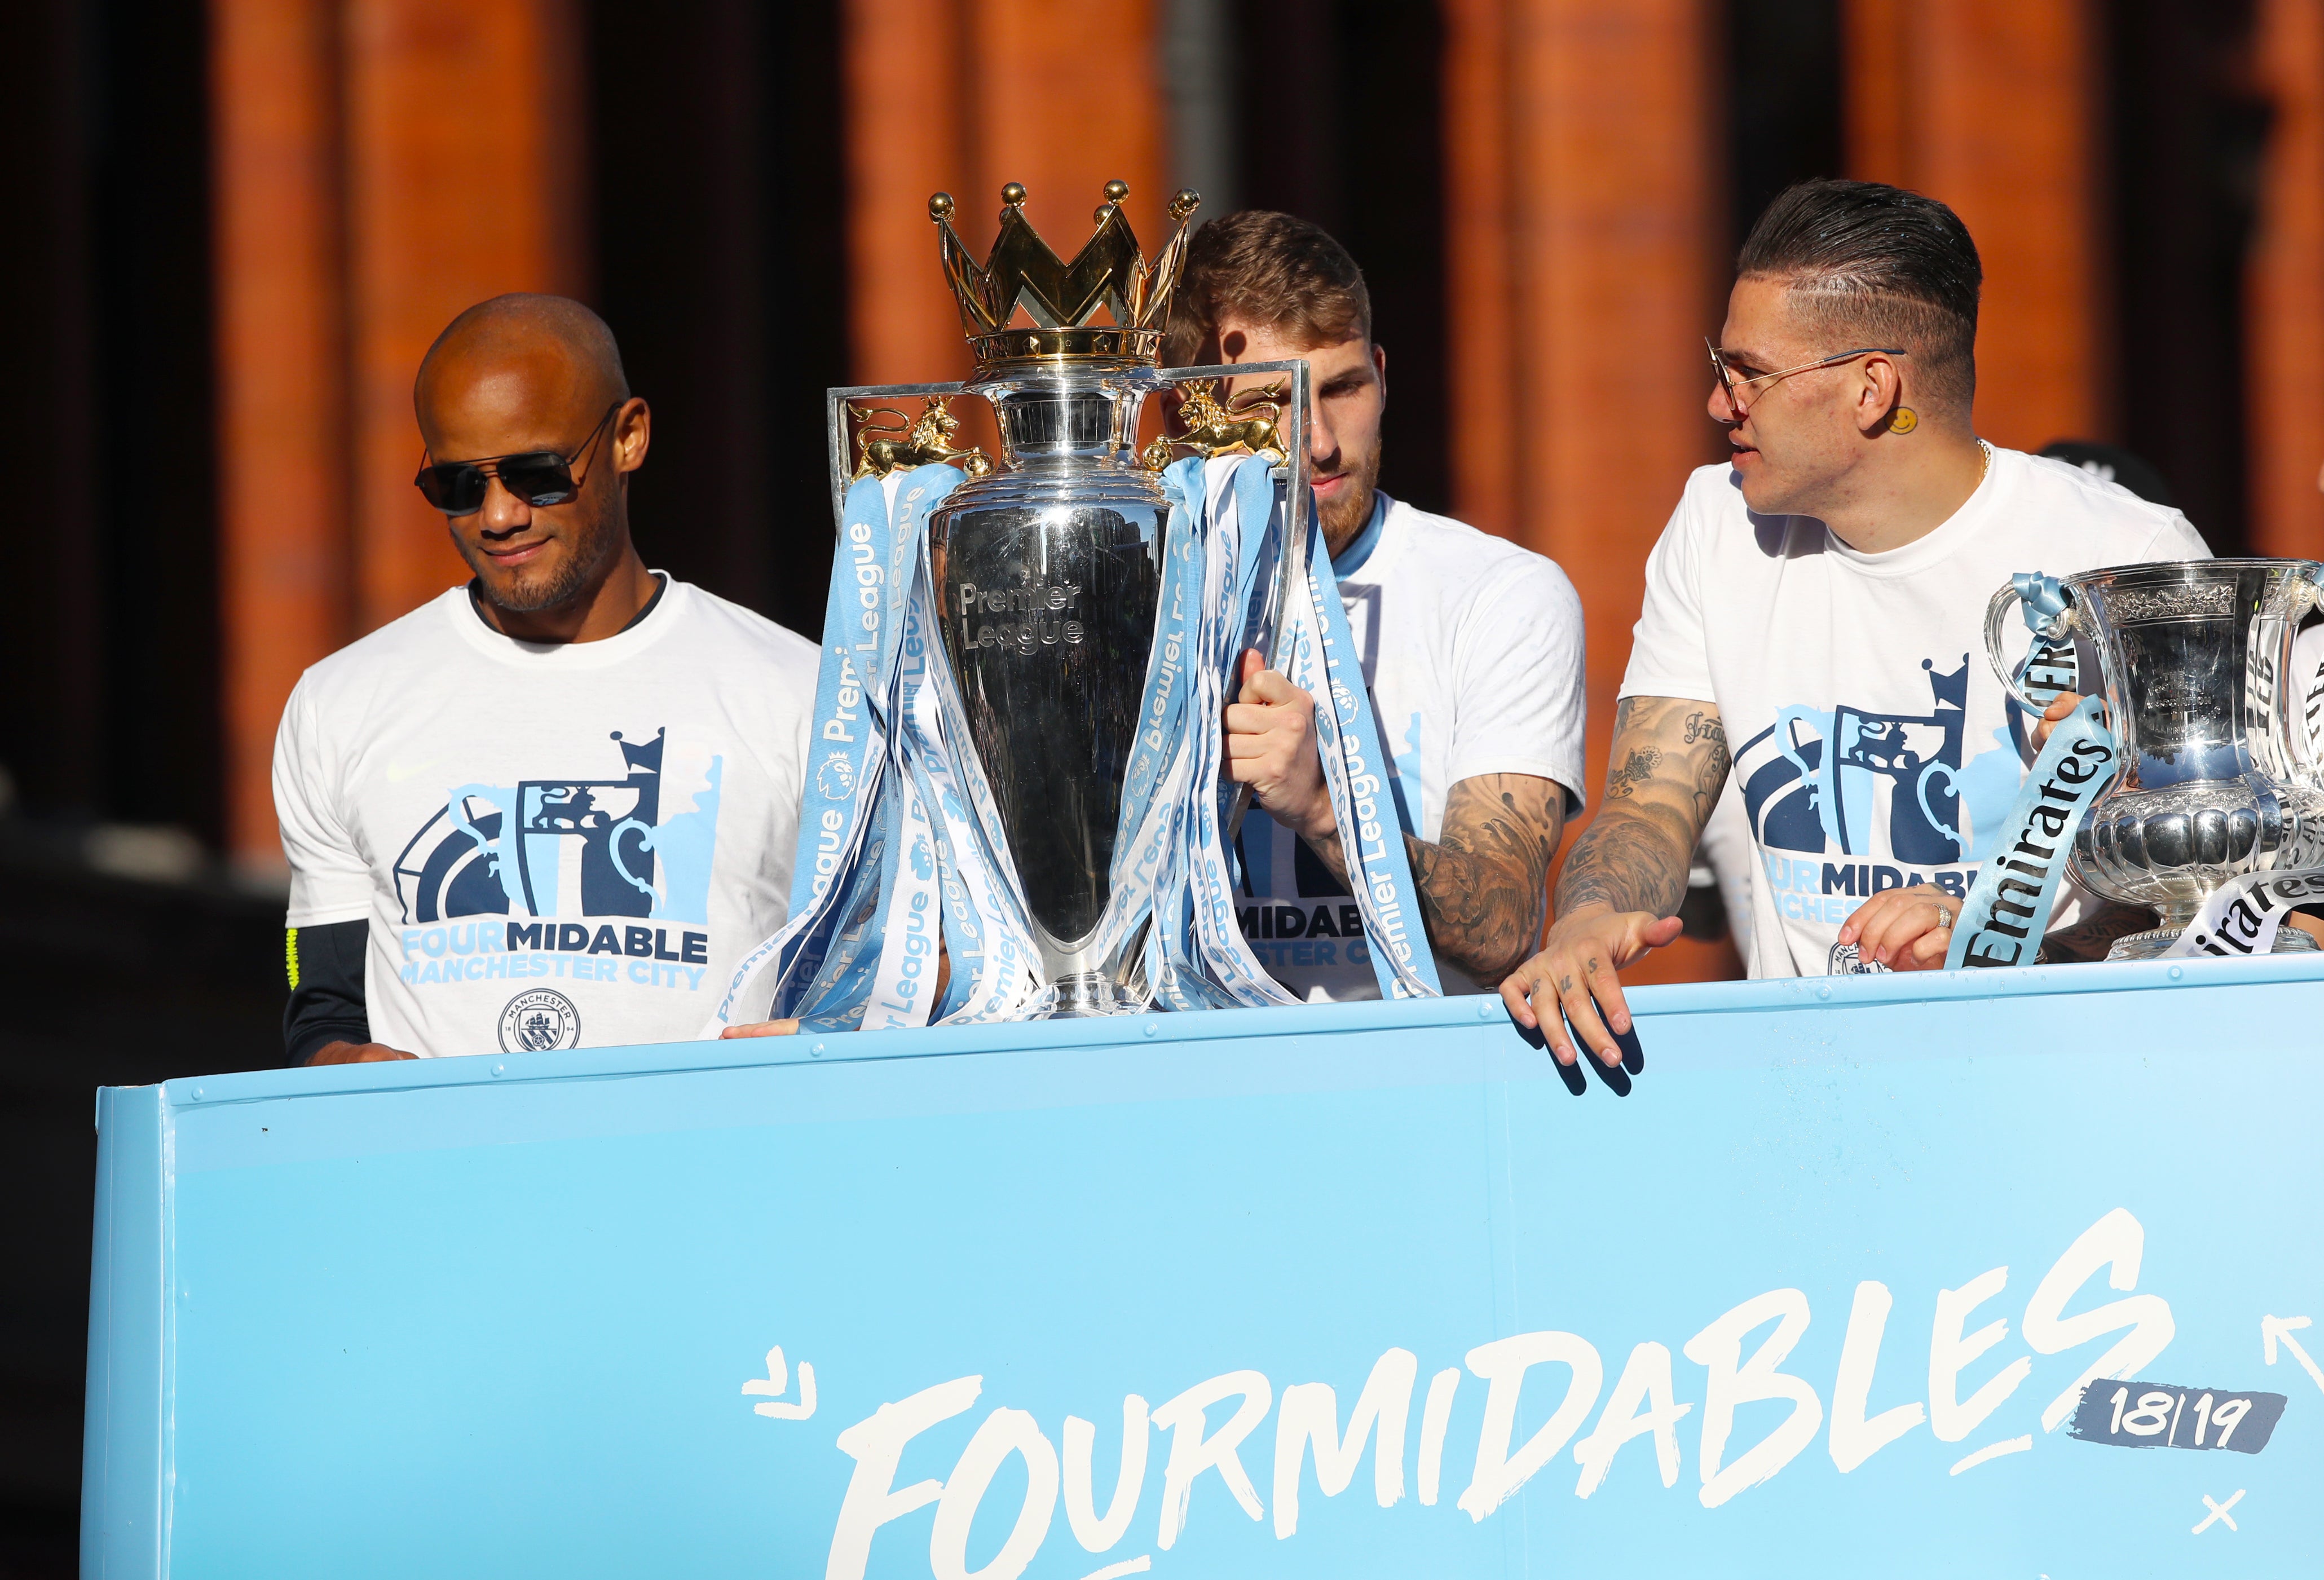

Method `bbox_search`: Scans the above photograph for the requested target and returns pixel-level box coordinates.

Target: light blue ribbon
[720,449,1439,1025]
[1299,502,1443,999]
[1944,694,2116,969]
[2014,572,2073,640]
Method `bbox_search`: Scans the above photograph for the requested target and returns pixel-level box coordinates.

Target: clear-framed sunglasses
[1705,338,1908,413]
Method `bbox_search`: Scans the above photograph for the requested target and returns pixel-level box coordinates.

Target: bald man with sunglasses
[272,293,818,1063]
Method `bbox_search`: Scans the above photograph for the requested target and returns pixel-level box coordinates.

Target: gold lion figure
[1140,378,1289,470]
[849,396,994,481]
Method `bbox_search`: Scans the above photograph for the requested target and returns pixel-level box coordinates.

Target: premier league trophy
[912,182,1274,1014]
[1987,558,2324,959]
[709,175,1444,1035]
[712,177,1437,1032]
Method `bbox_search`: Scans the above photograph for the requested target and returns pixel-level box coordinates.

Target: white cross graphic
[2193,1489,2246,1534]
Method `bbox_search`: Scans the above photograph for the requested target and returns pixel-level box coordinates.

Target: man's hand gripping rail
[1500,696,1723,1069]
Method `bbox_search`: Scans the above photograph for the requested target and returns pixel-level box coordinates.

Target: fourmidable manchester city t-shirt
[1620,447,2209,978]
[1234,493,1589,1000]
[274,577,819,1057]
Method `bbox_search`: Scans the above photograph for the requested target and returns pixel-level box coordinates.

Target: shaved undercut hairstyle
[418,292,631,404]
[1736,179,1982,411]
[1163,210,1373,368]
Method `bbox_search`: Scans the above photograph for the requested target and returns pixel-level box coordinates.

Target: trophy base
[1047,973,1143,1018]
[2105,924,2320,963]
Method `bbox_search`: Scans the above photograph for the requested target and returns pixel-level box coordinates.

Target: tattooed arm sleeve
[1296,772,1569,983]
[1404,773,1569,982]
[1555,696,1732,921]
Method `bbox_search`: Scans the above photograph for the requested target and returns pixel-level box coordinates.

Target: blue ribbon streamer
[2014,572,2073,640]
[1944,695,2118,969]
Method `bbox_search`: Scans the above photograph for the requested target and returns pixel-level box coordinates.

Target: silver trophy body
[1987,558,2324,959]
[927,361,1170,1016]
[821,181,1311,1018]
[827,355,1307,1017]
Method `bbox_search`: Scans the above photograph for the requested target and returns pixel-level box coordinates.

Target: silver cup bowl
[926,360,1171,1016]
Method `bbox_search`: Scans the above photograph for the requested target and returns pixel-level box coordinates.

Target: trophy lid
[930,182,1200,373]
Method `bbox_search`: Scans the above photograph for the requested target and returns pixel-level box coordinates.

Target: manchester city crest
[499,988,583,1052]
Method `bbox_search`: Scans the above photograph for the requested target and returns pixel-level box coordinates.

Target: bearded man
[274,294,818,1062]
[1174,212,1589,999]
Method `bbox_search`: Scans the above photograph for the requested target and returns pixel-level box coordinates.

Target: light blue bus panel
[82,957,2324,1577]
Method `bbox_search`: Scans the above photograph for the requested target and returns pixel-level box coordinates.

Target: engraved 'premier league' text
[956,580,1086,654]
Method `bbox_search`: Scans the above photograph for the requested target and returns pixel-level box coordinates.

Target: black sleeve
[285,919,371,1065]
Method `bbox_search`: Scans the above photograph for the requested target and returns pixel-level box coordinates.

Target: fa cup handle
[1984,575,2078,714]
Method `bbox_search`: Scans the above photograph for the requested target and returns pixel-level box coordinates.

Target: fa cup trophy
[1986,558,2324,959]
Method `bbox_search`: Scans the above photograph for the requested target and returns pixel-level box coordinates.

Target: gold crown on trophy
[930,180,1201,370]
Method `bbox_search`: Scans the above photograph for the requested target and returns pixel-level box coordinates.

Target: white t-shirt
[1620,447,2210,978]
[274,577,819,1057]
[1236,493,1589,999]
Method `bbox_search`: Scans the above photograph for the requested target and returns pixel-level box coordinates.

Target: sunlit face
[1215,317,1388,554]
[1709,276,1879,519]
[417,350,645,616]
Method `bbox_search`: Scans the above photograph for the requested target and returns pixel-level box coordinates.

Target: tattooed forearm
[1302,772,1566,981]
[1553,696,1732,921]
[1558,810,1692,917]
[2034,902,2155,964]
[1681,709,1731,825]
[1401,773,1568,981]
[1606,747,1662,799]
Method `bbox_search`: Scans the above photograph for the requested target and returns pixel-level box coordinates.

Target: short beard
[460,498,620,616]
[1317,435,1383,551]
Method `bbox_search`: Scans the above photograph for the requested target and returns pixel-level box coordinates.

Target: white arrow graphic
[742,1345,817,1420]
[2261,1315,2324,1396]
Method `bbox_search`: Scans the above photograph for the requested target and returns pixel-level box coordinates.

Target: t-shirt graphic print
[389,725,727,1047]
[1731,652,2039,973]
[276,577,817,1057]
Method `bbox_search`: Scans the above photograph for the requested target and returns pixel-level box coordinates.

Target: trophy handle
[1984,580,2078,714]
[2289,562,2324,787]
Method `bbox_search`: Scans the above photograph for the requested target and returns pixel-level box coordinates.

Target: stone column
[2248,0,2324,556]
[342,0,592,633]
[1841,0,2107,449]
[213,0,351,861]
[1443,0,1731,980]
[843,0,1165,387]
[844,0,972,385]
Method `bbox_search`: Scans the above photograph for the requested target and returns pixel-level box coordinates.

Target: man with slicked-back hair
[1502,180,2210,1070]
[273,294,818,1062]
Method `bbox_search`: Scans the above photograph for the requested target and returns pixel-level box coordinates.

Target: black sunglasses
[414,403,621,517]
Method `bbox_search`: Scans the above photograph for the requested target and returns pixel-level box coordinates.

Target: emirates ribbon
[2160,868,2324,959]
[1945,695,2118,969]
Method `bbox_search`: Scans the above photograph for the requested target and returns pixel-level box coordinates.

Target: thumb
[1638,915,1685,949]
[1238,648,1266,701]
